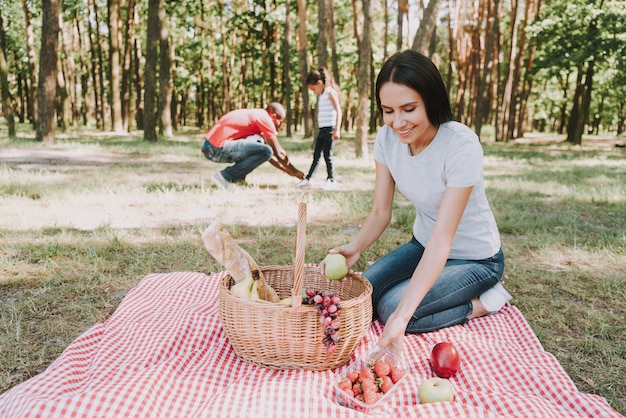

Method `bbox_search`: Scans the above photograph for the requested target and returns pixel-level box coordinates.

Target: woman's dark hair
[375,50,453,126]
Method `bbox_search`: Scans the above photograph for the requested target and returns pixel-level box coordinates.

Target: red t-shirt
[204,109,276,148]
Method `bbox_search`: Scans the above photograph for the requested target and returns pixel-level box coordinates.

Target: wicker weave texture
[219,267,372,370]
[218,203,373,370]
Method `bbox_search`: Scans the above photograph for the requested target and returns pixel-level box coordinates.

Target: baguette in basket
[202,221,280,303]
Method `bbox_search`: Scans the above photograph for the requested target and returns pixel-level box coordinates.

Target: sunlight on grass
[1,130,625,413]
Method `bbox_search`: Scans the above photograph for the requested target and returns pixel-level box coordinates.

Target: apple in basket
[430,342,461,378]
[324,253,348,281]
[418,377,455,403]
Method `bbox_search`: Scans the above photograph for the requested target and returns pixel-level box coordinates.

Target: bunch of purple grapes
[303,288,341,354]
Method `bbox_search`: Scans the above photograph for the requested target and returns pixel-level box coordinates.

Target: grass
[0,126,625,415]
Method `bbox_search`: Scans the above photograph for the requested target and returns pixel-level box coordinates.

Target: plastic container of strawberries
[334,350,407,413]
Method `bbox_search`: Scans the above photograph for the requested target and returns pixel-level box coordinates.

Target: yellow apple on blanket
[324,253,348,280]
[418,377,455,403]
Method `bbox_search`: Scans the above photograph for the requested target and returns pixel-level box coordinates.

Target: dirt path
[0,147,154,171]
[0,146,347,230]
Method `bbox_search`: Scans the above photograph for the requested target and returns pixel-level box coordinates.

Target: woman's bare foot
[467,282,513,320]
[467,298,489,319]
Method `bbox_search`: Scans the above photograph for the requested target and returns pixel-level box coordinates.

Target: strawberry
[347,371,360,383]
[338,378,352,392]
[352,383,362,395]
[389,365,405,383]
[379,375,394,393]
[359,366,376,381]
[363,389,381,405]
[373,360,391,377]
[360,377,377,393]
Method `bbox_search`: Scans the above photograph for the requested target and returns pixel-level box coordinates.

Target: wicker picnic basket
[218,202,373,371]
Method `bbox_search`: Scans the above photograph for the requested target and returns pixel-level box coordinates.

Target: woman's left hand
[375,312,408,360]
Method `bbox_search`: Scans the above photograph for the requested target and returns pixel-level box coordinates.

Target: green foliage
[3,0,626,142]
[526,0,626,134]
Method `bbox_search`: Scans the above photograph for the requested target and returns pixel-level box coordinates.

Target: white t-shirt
[374,121,501,259]
[317,87,337,128]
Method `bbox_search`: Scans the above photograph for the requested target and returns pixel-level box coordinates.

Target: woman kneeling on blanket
[321,50,512,358]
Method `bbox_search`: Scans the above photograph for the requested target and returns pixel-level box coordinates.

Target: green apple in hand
[418,377,455,403]
[323,253,348,280]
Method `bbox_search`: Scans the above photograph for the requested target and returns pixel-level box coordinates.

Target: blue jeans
[202,135,272,182]
[305,127,335,181]
[363,236,505,333]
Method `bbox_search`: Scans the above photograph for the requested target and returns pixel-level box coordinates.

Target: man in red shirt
[202,103,304,189]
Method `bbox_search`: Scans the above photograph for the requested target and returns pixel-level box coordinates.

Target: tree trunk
[317,0,328,67]
[351,0,360,50]
[36,0,60,144]
[297,0,311,137]
[21,0,38,125]
[16,65,26,123]
[282,0,293,136]
[515,0,540,138]
[411,0,442,56]
[196,1,208,127]
[474,0,499,138]
[566,61,594,145]
[383,0,389,59]
[505,0,530,140]
[133,8,144,130]
[0,14,16,137]
[158,4,172,138]
[557,70,571,134]
[57,15,72,131]
[73,13,90,126]
[108,0,125,133]
[93,0,107,130]
[66,15,79,127]
[397,0,407,51]
[121,0,136,132]
[328,0,340,85]
[218,1,231,113]
[87,0,103,129]
[169,42,178,131]
[496,0,519,142]
[265,4,278,105]
[355,0,372,159]
[451,1,469,121]
[143,0,161,142]
[566,15,599,146]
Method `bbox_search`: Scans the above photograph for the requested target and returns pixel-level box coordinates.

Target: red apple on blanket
[418,377,455,403]
[430,342,461,378]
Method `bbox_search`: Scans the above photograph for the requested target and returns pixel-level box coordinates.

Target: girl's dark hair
[306,67,343,100]
[375,50,453,126]
[306,68,326,85]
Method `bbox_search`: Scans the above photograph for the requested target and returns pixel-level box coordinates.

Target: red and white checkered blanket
[0,271,621,417]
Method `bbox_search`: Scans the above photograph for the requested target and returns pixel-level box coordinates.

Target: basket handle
[291,202,306,308]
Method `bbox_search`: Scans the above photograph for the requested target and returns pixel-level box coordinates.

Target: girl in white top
[296,68,342,190]
[321,51,511,358]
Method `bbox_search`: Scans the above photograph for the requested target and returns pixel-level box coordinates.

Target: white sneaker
[322,179,336,190]
[212,172,233,190]
[479,282,512,313]
[295,179,311,188]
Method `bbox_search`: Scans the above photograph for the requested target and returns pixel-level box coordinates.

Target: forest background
[0,0,625,148]
[0,0,625,414]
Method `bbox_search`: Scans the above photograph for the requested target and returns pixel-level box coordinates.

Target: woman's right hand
[319,244,361,276]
